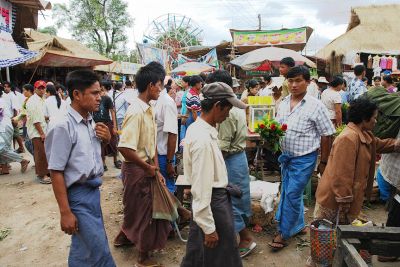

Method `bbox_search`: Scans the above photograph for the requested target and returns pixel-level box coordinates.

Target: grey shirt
[45,106,103,188]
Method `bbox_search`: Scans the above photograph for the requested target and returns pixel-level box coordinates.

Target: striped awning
[0,28,38,67]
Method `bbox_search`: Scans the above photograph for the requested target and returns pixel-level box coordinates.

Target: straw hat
[317,77,329,84]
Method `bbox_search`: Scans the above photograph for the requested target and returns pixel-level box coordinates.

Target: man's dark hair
[263,75,272,83]
[101,80,112,91]
[362,77,368,83]
[201,98,232,113]
[115,82,123,91]
[66,69,100,100]
[135,61,166,93]
[383,75,393,84]
[329,75,344,87]
[373,76,381,82]
[3,81,11,87]
[348,97,378,124]
[189,75,203,87]
[166,79,173,87]
[247,79,259,89]
[280,57,295,67]
[287,65,311,81]
[354,65,366,76]
[125,80,132,87]
[22,84,34,94]
[182,76,191,83]
[205,70,233,87]
[199,72,208,83]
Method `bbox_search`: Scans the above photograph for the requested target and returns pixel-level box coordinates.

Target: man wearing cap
[26,81,50,184]
[181,82,245,267]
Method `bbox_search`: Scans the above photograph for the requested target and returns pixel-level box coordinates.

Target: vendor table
[333,225,400,267]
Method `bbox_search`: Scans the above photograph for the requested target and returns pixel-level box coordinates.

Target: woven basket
[310,220,337,266]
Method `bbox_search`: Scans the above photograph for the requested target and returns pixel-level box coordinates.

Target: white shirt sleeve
[162,101,178,134]
[190,140,216,235]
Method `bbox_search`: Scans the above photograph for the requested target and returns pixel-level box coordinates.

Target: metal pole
[6,67,10,81]
[258,14,261,30]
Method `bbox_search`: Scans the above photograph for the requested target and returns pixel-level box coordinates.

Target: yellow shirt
[118,97,156,162]
[281,79,289,98]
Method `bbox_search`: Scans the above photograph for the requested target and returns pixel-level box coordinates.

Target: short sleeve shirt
[276,94,336,156]
[118,97,157,162]
[348,78,367,101]
[93,95,113,123]
[45,106,103,188]
[321,88,342,120]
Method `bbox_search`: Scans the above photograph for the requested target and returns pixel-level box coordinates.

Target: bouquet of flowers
[255,117,287,153]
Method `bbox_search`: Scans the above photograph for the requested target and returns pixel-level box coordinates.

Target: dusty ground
[0,154,396,267]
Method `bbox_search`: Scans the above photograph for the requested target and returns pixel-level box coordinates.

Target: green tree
[38,26,57,36]
[53,0,133,57]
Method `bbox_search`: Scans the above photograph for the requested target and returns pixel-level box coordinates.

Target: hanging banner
[137,43,168,70]
[177,48,219,69]
[231,27,307,47]
[0,0,12,32]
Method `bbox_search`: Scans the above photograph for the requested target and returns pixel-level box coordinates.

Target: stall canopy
[94,61,143,75]
[171,62,214,76]
[316,4,400,64]
[24,28,113,68]
[9,0,51,9]
[230,47,316,70]
[0,30,37,67]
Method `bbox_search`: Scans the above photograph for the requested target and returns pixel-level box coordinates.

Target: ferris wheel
[143,13,204,61]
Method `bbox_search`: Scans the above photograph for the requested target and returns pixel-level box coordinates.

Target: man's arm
[118,147,157,177]
[166,132,177,177]
[50,170,78,235]
[334,103,342,127]
[34,122,46,141]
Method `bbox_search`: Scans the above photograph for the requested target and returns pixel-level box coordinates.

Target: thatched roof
[316,4,400,63]
[23,29,112,68]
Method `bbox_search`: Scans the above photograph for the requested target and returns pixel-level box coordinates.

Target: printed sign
[231,28,307,47]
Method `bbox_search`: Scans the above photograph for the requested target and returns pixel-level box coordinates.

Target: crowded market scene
[1,0,400,266]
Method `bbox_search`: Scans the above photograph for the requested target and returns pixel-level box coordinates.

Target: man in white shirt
[307,78,320,99]
[122,80,138,105]
[3,82,25,153]
[155,86,178,193]
[181,82,246,267]
[259,75,274,96]
[111,82,129,130]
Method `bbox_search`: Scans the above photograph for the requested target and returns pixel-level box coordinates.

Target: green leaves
[53,0,133,57]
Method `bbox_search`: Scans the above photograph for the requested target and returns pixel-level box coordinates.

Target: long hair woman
[44,84,67,124]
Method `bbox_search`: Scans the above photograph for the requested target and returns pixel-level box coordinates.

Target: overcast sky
[39,0,399,55]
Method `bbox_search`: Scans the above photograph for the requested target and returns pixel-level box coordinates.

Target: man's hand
[60,210,78,235]
[112,127,118,136]
[317,162,327,175]
[166,163,176,178]
[204,231,219,248]
[95,122,111,143]
[145,164,158,177]
[157,172,166,185]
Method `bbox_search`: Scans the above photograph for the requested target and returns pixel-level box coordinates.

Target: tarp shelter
[171,62,214,76]
[94,61,143,75]
[316,4,400,64]
[24,28,112,68]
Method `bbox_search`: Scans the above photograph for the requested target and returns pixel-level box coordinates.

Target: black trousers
[386,185,400,227]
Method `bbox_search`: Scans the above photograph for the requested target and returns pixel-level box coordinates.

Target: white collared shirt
[183,118,228,234]
[155,89,178,155]
[276,94,335,156]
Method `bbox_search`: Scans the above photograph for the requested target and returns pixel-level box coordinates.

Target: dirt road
[0,156,393,267]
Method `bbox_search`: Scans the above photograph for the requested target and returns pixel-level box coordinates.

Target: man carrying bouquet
[269,66,335,250]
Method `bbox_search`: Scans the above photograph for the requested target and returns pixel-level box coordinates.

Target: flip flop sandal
[268,238,288,251]
[240,242,257,258]
[38,176,52,184]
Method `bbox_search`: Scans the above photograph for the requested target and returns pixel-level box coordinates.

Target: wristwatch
[166,159,174,164]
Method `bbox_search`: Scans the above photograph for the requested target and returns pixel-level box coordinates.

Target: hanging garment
[387,56,393,70]
[367,55,373,69]
[372,55,381,69]
[380,55,388,69]
[373,67,382,77]
[392,57,398,71]
[353,53,361,67]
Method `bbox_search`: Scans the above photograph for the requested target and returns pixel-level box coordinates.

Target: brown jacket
[315,123,397,219]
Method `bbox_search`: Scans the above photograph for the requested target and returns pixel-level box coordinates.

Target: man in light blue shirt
[348,65,368,102]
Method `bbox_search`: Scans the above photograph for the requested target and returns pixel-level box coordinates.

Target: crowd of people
[1,55,400,266]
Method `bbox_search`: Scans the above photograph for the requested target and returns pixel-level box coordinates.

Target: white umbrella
[171,62,214,75]
[230,47,316,70]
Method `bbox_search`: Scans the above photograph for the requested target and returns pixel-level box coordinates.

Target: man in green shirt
[207,70,256,258]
